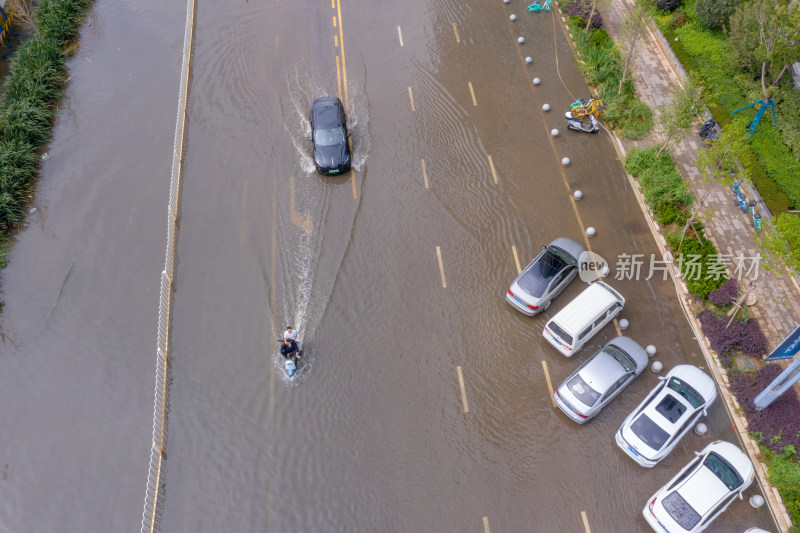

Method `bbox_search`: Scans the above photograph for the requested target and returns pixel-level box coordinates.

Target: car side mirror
[737,493,743,500]
[693,451,701,457]
[308,136,313,142]
[702,409,708,417]
[657,376,666,381]
[541,245,547,250]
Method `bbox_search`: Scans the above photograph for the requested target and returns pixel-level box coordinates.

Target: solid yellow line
[336,0,349,109]
[408,87,416,112]
[468,81,477,106]
[335,55,342,101]
[436,246,446,287]
[457,366,469,413]
[421,159,429,189]
[333,15,336,27]
[452,22,460,43]
[542,360,556,407]
[581,511,591,533]
[487,154,498,184]
[397,25,404,46]
[512,245,521,274]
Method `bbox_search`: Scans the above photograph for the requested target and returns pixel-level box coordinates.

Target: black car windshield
[662,491,702,530]
[547,323,573,346]
[315,128,345,147]
[567,375,600,406]
[667,377,704,408]
[518,248,569,297]
[604,345,636,372]
[704,453,743,491]
[655,394,687,423]
[630,413,670,450]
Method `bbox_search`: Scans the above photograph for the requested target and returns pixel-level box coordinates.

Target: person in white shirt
[284,326,297,343]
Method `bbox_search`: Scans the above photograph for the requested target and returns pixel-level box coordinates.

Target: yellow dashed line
[468,81,477,106]
[512,245,521,274]
[333,15,336,27]
[436,246,446,287]
[335,55,342,101]
[421,159,429,189]
[487,154,498,184]
[336,0,349,109]
[457,366,469,413]
[613,318,622,336]
[408,87,416,112]
[452,22,460,43]
[542,360,556,407]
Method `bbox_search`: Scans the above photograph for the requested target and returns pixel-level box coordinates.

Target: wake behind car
[309,96,351,175]
[615,364,717,467]
[506,237,585,315]
[643,440,754,533]
[553,336,648,423]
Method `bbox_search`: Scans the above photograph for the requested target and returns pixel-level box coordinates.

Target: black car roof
[312,97,344,129]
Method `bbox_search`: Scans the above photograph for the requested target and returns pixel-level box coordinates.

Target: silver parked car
[643,440,755,533]
[616,365,717,467]
[506,237,586,315]
[554,336,648,423]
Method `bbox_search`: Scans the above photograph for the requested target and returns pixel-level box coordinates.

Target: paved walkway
[602,0,800,349]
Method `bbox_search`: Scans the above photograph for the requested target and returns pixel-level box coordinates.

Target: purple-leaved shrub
[708,279,739,307]
[698,310,767,356]
[564,0,603,28]
[730,364,800,453]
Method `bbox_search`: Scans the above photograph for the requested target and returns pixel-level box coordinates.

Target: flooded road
[0,0,778,531]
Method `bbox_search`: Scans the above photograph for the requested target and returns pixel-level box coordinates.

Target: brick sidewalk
[602,0,800,349]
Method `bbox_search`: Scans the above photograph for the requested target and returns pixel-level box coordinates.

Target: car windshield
[630,413,670,450]
[604,345,636,372]
[315,128,345,146]
[517,248,570,297]
[547,323,573,346]
[655,394,687,423]
[662,491,702,530]
[704,453,743,491]
[567,375,601,406]
[667,377,705,408]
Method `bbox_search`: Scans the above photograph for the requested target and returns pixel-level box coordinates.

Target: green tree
[728,0,800,101]
[656,79,702,156]
[618,0,652,94]
[694,120,752,192]
[695,0,740,29]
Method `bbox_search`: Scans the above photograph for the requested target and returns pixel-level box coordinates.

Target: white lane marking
[397,25,404,46]
[512,245,521,274]
[457,366,469,413]
[436,246,447,288]
[421,159,429,189]
[453,22,460,43]
[408,87,416,112]
[487,154,498,184]
[542,360,556,407]
[581,511,591,533]
[483,516,490,533]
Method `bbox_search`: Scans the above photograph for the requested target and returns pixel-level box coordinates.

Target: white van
[543,281,625,357]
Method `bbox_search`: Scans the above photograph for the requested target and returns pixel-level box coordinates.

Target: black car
[309,97,351,175]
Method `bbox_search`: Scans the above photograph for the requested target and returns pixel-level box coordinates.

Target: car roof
[676,463,730,516]
[311,97,344,128]
[667,365,717,402]
[579,350,627,392]
[548,237,586,261]
[547,282,624,335]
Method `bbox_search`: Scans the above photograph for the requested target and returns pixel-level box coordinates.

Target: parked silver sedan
[506,237,586,315]
[553,336,649,423]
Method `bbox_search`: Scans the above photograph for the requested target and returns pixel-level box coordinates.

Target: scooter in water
[566,114,600,134]
[278,340,302,379]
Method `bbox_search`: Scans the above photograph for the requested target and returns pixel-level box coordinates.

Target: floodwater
[0,0,779,532]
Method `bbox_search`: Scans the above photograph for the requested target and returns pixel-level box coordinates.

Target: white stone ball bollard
[542,104,550,111]
[573,190,582,200]
[551,128,559,136]
[694,422,708,436]
[518,36,525,44]
[586,226,595,237]
[601,265,610,278]
[618,318,629,330]
[533,77,541,85]
[646,345,657,356]
[561,157,570,166]
[504,0,510,4]
[651,361,663,373]
[749,495,765,509]
[525,56,533,64]
[510,14,517,21]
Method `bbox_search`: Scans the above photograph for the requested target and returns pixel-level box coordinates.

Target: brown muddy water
[0,0,778,532]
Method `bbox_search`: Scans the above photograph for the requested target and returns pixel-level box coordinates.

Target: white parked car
[643,440,755,532]
[615,365,717,467]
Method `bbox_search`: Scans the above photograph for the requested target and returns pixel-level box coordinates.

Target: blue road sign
[765,325,800,362]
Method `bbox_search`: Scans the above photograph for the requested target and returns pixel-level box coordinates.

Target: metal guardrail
[140,0,195,530]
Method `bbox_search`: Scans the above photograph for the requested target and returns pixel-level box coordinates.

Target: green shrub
[666,231,727,298]
[764,446,800,526]
[694,0,740,29]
